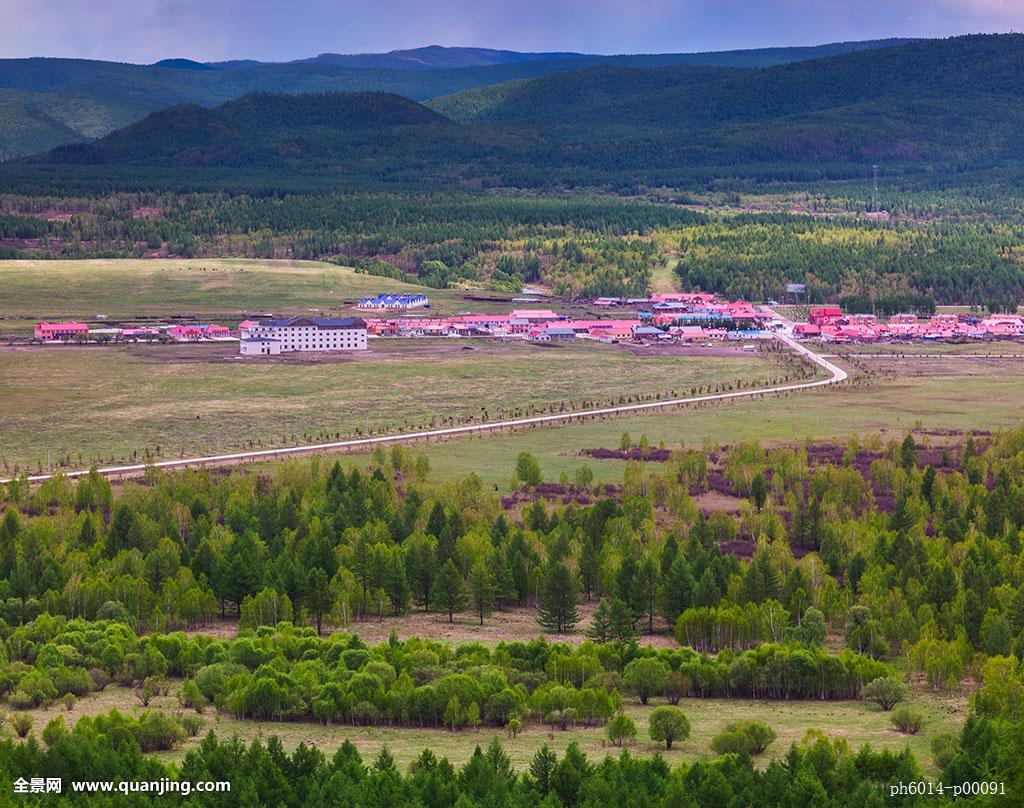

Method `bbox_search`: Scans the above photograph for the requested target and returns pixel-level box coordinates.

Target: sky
[2,0,1023,63]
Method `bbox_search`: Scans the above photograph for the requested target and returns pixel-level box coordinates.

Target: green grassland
[400,354,1024,485]
[0,259,479,329]
[0,340,780,473]
[17,683,963,775]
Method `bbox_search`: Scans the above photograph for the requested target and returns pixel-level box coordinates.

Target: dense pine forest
[1,426,1024,801]
[5,191,1024,304]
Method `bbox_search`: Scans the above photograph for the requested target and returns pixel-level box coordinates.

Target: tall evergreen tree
[432,559,466,623]
[307,568,332,635]
[587,598,613,643]
[468,559,496,626]
[579,537,600,601]
[404,534,436,611]
[385,550,410,616]
[738,549,779,605]
[538,560,579,633]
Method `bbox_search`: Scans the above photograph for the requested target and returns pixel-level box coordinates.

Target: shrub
[11,713,33,738]
[62,693,76,711]
[180,714,205,737]
[607,713,638,747]
[178,679,207,713]
[132,710,186,752]
[648,706,690,750]
[136,676,161,707]
[710,720,777,755]
[8,691,33,710]
[890,707,924,735]
[862,676,908,711]
[931,732,958,768]
[88,668,111,691]
[42,716,66,747]
[710,728,746,755]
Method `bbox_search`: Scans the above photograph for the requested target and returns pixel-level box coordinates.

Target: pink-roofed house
[168,324,205,341]
[35,322,89,341]
[509,309,565,322]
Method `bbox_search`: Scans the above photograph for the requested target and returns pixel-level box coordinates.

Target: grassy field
[0,259,538,334]
[0,340,782,474]
[394,353,1024,486]
[828,342,1024,356]
[16,684,964,775]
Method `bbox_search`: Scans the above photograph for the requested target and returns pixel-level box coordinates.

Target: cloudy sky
[3,0,1023,62]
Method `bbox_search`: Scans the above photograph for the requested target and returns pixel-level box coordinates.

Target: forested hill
[430,33,1024,137]
[0,38,909,159]
[37,92,460,167]
[19,33,1024,191]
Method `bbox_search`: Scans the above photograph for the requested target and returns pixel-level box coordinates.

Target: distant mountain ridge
[300,46,589,70]
[22,35,1024,191]
[0,38,912,158]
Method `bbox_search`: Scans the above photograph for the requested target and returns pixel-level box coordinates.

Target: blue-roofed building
[357,294,429,310]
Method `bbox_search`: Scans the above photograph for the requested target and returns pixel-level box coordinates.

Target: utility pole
[871,164,879,213]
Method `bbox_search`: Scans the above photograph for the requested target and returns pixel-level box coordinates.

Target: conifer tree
[432,559,466,623]
[538,560,579,633]
[587,598,612,643]
[469,559,495,625]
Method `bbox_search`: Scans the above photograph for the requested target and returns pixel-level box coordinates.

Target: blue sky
[3,0,1023,62]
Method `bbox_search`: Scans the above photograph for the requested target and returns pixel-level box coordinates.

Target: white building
[357,294,429,310]
[241,316,367,354]
[240,337,282,356]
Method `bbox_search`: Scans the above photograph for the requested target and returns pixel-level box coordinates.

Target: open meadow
[17,682,965,775]
[350,350,1024,487]
[0,339,784,474]
[0,258,537,336]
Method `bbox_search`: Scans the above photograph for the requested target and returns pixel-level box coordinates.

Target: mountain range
[7,34,1024,194]
[0,39,910,159]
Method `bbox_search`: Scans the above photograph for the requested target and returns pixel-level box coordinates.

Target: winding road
[4,327,848,485]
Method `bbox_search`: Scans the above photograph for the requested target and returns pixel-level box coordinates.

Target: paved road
[4,329,847,484]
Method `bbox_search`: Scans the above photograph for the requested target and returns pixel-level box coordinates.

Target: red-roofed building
[809,306,842,325]
[35,322,89,341]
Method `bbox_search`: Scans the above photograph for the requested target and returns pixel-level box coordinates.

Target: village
[27,292,1024,357]
[793,305,1024,342]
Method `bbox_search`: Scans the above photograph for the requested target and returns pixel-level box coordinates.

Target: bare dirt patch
[316,602,678,649]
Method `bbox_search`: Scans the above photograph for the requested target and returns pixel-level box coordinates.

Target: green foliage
[606,713,637,746]
[623,657,669,705]
[648,706,690,749]
[514,453,542,488]
[890,707,924,735]
[537,560,579,633]
[179,714,204,737]
[41,715,66,747]
[11,712,33,737]
[432,559,467,623]
[710,720,777,756]
[862,676,908,711]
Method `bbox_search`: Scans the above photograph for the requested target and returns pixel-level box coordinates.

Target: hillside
[432,34,1024,134]
[0,101,86,159]
[424,34,1024,168]
[37,92,462,168]
[0,39,911,159]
